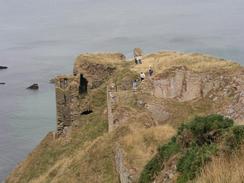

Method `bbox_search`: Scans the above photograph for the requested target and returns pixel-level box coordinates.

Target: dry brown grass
[236,120,244,126]
[120,125,176,179]
[132,51,240,73]
[75,52,125,65]
[195,145,244,183]
[26,134,119,183]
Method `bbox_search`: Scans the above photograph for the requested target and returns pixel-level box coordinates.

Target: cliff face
[153,66,203,101]
[151,65,244,122]
[5,51,244,183]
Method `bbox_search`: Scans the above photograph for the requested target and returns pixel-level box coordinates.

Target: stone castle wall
[115,144,132,183]
[55,76,80,136]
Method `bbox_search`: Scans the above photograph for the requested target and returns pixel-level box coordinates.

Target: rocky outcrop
[223,73,244,123]
[153,66,202,101]
[152,66,244,122]
[145,104,170,124]
[133,48,143,57]
[153,66,234,101]
[26,84,39,90]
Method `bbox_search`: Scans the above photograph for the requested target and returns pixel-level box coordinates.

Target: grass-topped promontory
[5,51,243,183]
[139,114,244,183]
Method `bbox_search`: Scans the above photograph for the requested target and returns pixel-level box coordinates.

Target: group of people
[132,66,153,91]
[139,65,153,81]
[133,64,154,91]
[135,55,142,64]
[134,48,143,65]
[132,48,155,90]
[140,66,153,81]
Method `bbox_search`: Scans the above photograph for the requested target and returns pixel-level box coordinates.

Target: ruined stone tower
[55,76,80,136]
[54,53,125,136]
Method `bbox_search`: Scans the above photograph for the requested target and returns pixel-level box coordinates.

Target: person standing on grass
[134,48,143,64]
[140,72,146,81]
[148,65,153,76]
[134,55,142,64]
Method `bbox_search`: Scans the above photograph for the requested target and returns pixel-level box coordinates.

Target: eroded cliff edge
[5,51,244,183]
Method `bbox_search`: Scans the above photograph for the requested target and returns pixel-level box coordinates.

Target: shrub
[176,144,217,183]
[188,115,233,136]
[225,125,244,150]
[139,138,180,183]
[178,114,233,146]
[233,125,244,144]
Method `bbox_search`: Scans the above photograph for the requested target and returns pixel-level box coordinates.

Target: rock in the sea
[27,84,39,90]
[0,66,8,69]
[0,82,6,85]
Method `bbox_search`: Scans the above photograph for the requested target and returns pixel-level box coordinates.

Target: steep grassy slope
[6,85,120,183]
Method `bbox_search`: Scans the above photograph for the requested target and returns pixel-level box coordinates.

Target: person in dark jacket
[148,65,153,76]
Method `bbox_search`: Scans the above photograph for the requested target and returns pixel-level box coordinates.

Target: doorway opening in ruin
[79,74,88,95]
[81,110,93,115]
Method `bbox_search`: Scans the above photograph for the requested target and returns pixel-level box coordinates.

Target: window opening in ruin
[80,110,93,115]
[113,119,119,124]
[64,78,68,87]
[64,95,67,103]
[62,114,65,120]
[79,74,88,95]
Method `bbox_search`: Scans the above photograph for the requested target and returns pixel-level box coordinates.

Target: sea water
[0,0,244,181]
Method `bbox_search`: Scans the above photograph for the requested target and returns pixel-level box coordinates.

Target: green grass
[224,125,244,151]
[176,144,217,183]
[139,138,180,183]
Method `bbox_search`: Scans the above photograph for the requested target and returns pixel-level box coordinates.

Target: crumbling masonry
[55,75,86,136]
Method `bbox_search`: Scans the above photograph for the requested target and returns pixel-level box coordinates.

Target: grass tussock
[121,125,175,174]
[196,145,244,183]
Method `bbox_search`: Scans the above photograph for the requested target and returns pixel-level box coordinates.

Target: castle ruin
[55,74,88,136]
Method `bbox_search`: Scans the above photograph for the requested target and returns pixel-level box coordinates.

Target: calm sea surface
[0,0,244,181]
